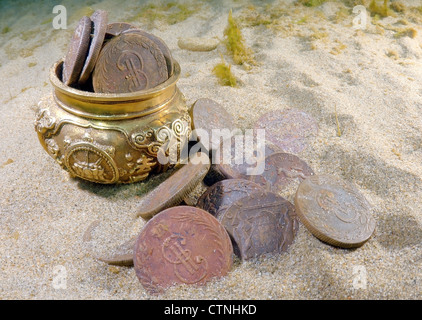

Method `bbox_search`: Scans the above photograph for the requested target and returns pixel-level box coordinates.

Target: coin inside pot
[78,10,108,85]
[62,16,92,86]
[92,32,169,93]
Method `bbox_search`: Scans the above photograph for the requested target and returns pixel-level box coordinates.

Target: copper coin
[122,28,174,77]
[136,152,210,219]
[78,10,108,85]
[294,174,376,248]
[62,16,92,86]
[203,164,227,186]
[190,98,238,152]
[250,152,314,194]
[255,109,318,154]
[196,179,263,217]
[133,206,233,294]
[203,140,278,186]
[105,22,137,37]
[97,236,136,266]
[182,181,208,206]
[215,136,279,180]
[92,33,168,93]
[219,191,299,260]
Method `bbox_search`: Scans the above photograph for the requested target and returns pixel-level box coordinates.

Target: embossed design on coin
[250,152,314,194]
[105,22,137,37]
[219,191,298,260]
[190,98,237,152]
[92,33,168,93]
[136,152,210,219]
[123,28,174,77]
[134,206,233,294]
[197,179,263,217]
[255,109,318,154]
[62,16,92,86]
[216,137,279,180]
[64,141,119,184]
[161,234,208,284]
[79,10,108,85]
[294,174,376,248]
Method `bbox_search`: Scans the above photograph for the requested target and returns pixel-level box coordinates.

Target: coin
[203,164,227,186]
[196,179,263,217]
[78,10,108,85]
[135,152,210,219]
[133,206,233,294]
[182,181,208,206]
[189,98,238,153]
[250,152,314,194]
[294,174,376,248]
[97,236,136,267]
[62,16,92,86]
[219,191,299,260]
[203,140,278,186]
[122,28,174,77]
[105,22,137,37]
[215,136,279,181]
[255,109,318,154]
[92,32,168,93]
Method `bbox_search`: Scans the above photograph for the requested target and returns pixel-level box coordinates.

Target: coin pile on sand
[65,14,376,294]
[131,98,376,293]
[62,10,172,93]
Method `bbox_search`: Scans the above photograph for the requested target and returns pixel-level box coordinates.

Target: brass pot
[34,60,191,184]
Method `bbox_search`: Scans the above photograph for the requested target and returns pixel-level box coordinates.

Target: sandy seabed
[0,0,421,300]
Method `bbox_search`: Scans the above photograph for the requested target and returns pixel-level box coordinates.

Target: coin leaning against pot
[62,10,172,93]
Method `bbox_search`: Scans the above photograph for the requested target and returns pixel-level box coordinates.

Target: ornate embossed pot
[34,59,191,184]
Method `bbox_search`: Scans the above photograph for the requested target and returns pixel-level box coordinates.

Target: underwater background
[1,0,421,299]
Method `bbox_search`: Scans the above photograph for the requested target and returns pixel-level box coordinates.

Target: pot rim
[50,59,182,120]
[50,59,181,101]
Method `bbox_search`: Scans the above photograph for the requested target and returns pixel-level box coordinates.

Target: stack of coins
[62,11,172,93]
[128,100,305,293]
[142,98,374,250]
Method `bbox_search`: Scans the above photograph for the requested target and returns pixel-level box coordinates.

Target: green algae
[2,26,11,34]
[368,0,392,17]
[131,1,197,27]
[223,10,255,67]
[394,27,417,39]
[299,0,327,7]
[212,56,237,87]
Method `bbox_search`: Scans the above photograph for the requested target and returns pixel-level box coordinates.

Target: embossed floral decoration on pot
[34,59,191,184]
